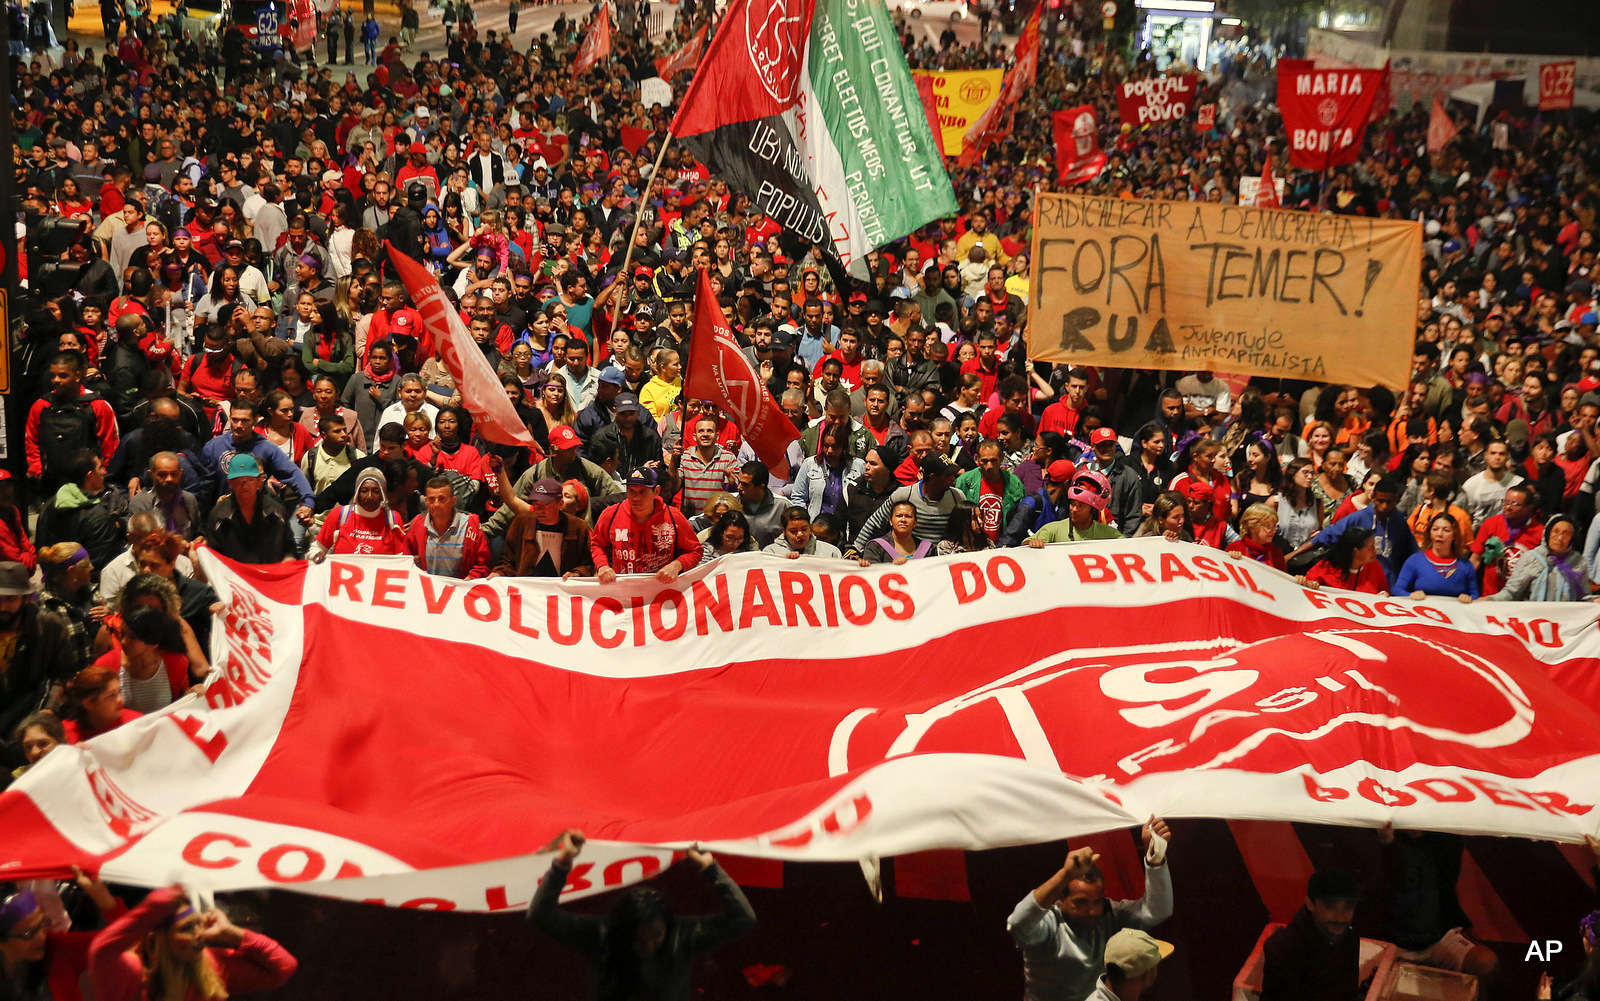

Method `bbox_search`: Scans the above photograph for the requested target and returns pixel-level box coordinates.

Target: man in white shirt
[377,374,441,431]
[100,512,195,607]
[1461,440,1523,529]
[1175,371,1230,428]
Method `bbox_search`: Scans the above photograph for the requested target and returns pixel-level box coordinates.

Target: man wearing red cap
[1001,459,1075,545]
[1182,479,1238,549]
[396,143,440,201]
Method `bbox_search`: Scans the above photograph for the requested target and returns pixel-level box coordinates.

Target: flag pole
[600,128,677,363]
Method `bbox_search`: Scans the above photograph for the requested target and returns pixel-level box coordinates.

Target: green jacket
[953,468,1025,529]
[800,419,873,461]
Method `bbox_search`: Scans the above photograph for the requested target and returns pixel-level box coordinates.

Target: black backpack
[37,395,101,476]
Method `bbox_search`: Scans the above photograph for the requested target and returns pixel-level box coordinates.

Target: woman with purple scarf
[1487,515,1595,603]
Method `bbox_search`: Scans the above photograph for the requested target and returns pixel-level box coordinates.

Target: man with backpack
[24,351,120,495]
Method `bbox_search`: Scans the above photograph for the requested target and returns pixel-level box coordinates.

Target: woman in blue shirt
[1396,512,1479,602]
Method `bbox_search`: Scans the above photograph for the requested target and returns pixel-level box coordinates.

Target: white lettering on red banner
[1,543,1595,910]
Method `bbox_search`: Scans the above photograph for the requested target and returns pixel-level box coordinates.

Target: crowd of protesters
[2,0,1600,995]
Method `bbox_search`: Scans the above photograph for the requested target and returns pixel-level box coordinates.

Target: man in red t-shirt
[811,328,866,392]
[978,375,1036,440]
[1039,367,1090,438]
[591,467,702,583]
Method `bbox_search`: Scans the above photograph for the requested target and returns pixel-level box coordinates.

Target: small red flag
[574,4,613,74]
[683,268,799,477]
[1426,98,1459,154]
[1253,166,1282,209]
[654,23,706,79]
[619,125,654,155]
[1050,106,1107,186]
[387,245,536,447]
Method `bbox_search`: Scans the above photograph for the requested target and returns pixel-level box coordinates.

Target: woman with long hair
[260,390,315,467]
[1133,490,1192,542]
[1329,469,1383,524]
[302,302,357,390]
[92,602,209,715]
[701,510,757,562]
[531,830,754,1001]
[1303,420,1336,472]
[1125,422,1171,518]
[89,886,296,1001]
[1394,442,1434,513]
[936,498,993,555]
[1304,526,1387,594]
[1395,512,1478,602]
[535,375,578,430]
[1231,436,1283,519]
[1276,458,1323,551]
[61,665,141,743]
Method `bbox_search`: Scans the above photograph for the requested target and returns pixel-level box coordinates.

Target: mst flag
[574,4,613,74]
[1278,64,1385,169]
[672,0,954,276]
[2,544,1596,910]
[1253,164,1282,209]
[1427,98,1459,153]
[684,268,799,476]
[388,247,535,447]
[1050,106,1107,186]
[959,5,1039,165]
[655,23,706,79]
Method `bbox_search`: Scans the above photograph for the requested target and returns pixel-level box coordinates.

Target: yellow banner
[1027,194,1422,389]
[911,70,1003,155]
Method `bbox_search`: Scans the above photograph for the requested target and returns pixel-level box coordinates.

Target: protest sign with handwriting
[1027,193,1421,388]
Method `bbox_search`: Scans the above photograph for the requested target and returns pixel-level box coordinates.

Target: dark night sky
[1448,0,1600,55]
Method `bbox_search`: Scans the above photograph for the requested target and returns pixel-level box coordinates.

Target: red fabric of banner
[1278,65,1385,170]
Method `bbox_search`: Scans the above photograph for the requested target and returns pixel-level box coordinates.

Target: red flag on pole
[1253,166,1282,209]
[1427,98,1459,154]
[683,268,799,476]
[1050,106,1108,186]
[387,246,536,447]
[574,4,613,74]
[959,6,1039,166]
[654,23,706,79]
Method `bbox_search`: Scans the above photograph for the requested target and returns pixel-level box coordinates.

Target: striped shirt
[850,482,968,553]
[422,512,471,577]
[679,446,741,516]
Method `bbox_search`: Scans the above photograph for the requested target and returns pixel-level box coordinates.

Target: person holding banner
[590,468,701,584]
[1006,818,1173,1001]
[529,830,756,1001]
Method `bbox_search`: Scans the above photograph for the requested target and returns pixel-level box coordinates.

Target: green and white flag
[672,0,957,276]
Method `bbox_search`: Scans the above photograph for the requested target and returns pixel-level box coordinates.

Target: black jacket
[0,605,81,752]
[529,859,756,1001]
[1261,906,1361,1001]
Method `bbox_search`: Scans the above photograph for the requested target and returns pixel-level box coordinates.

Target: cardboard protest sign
[911,70,1003,155]
[1115,74,1197,126]
[1027,193,1421,388]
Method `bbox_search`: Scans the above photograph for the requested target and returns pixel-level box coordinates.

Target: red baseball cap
[1046,459,1076,484]
[392,314,413,329]
[409,142,426,155]
[549,424,581,450]
[1090,427,1118,446]
[1180,479,1215,500]
[849,291,868,303]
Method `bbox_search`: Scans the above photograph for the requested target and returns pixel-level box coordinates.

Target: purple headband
[0,890,39,936]
[156,903,197,929]
[1581,909,1600,948]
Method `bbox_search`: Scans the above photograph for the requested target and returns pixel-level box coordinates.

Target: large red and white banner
[1277,64,1385,169]
[1115,74,1197,126]
[3,542,1598,911]
[1539,60,1576,111]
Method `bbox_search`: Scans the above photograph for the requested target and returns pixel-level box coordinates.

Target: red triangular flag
[619,125,654,156]
[574,4,613,74]
[387,245,536,447]
[915,73,946,158]
[1253,166,1282,209]
[683,268,799,477]
[1427,98,1459,154]
[654,23,706,80]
